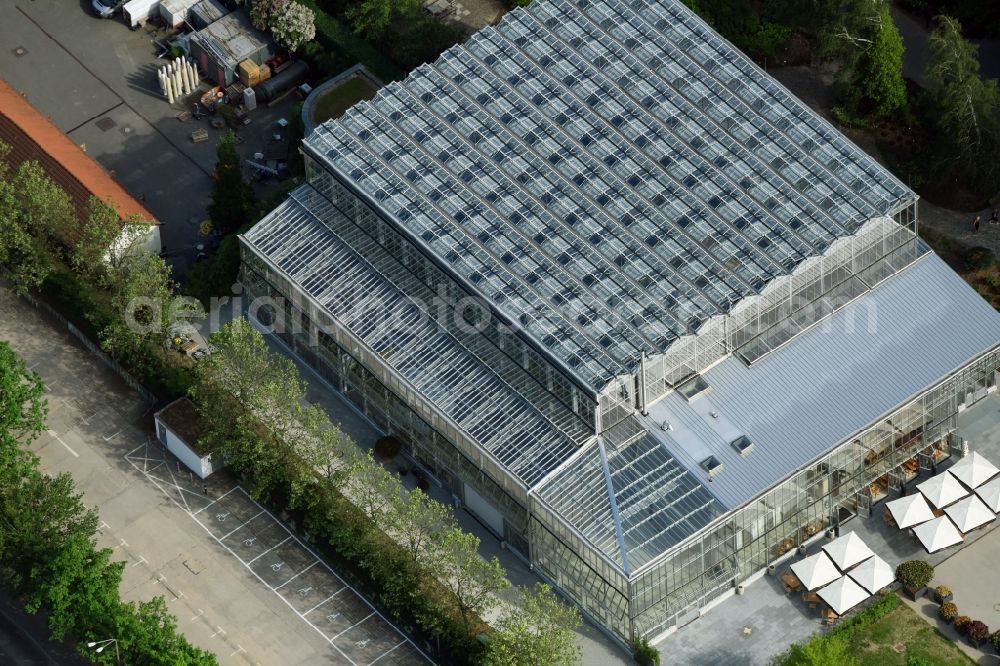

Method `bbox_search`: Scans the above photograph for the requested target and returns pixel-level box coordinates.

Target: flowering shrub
[250,0,289,31]
[939,602,958,621]
[954,615,971,632]
[269,1,316,52]
[935,585,952,598]
[990,629,1000,653]
[967,621,989,644]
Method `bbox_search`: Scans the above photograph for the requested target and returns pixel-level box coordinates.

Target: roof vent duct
[731,435,755,457]
[700,455,724,477]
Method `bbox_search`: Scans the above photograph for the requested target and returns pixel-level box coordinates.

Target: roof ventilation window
[701,455,724,477]
[678,375,710,401]
[731,435,755,457]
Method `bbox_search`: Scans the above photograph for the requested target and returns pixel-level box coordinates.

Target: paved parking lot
[0,289,427,665]
[126,441,429,666]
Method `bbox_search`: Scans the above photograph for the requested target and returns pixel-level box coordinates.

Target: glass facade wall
[624,344,999,641]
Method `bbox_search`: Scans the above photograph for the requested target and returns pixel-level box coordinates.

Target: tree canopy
[925,15,1000,188]
[0,145,74,295]
[207,131,252,235]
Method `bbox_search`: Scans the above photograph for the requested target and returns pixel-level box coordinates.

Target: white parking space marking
[274,561,319,590]
[47,429,79,457]
[124,448,432,665]
[370,641,406,665]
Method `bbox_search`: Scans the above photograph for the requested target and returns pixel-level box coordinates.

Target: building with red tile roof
[0,77,160,252]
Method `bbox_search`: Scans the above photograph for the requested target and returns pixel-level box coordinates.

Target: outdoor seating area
[883,451,1000,553]
[783,531,893,624]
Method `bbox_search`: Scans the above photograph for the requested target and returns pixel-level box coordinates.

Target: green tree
[387,486,454,566]
[0,472,99,588]
[0,340,47,467]
[346,0,419,41]
[73,196,151,289]
[99,250,176,374]
[783,634,856,666]
[430,528,509,632]
[110,596,217,666]
[853,1,906,116]
[0,146,74,294]
[207,132,252,235]
[24,533,123,641]
[345,450,399,524]
[192,318,307,497]
[926,15,1000,186]
[483,583,582,666]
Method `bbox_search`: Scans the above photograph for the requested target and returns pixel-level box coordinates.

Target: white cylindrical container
[166,77,175,104]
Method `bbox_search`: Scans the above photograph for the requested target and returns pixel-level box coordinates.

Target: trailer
[123,0,160,28]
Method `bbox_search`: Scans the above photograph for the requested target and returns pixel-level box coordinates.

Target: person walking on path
[990,208,999,225]
[972,214,981,232]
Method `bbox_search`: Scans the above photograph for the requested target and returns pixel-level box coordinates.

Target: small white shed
[154,398,218,478]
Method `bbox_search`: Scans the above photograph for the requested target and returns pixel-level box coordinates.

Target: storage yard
[0,0,312,272]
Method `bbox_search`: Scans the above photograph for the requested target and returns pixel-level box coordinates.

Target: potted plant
[895,560,934,600]
[954,616,971,634]
[633,638,661,666]
[967,620,989,647]
[374,436,403,463]
[939,602,958,623]
[989,629,1000,654]
[934,585,953,603]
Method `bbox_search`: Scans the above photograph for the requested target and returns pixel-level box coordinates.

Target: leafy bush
[990,628,1000,653]
[934,585,951,598]
[633,638,661,666]
[954,615,971,632]
[297,0,402,81]
[967,620,990,643]
[939,602,958,621]
[895,560,934,590]
[829,592,900,640]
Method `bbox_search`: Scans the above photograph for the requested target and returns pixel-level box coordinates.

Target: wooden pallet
[190,128,209,143]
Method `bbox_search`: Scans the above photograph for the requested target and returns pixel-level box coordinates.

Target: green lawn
[845,604,974,666]
[310,76,379,125]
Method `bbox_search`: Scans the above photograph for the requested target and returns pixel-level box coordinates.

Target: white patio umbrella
[912,515,964,553]
[886,493,935,528]
[917,471,968,509]
[975,475,1000,512]
[943,494,995,533]
[948,452,1000,489]
[790,551,841,591]
[817,575,870,615]
[848,555,895,593]
[822,532,874,570]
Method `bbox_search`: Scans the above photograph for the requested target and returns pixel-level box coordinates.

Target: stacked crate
[238,60,260,87]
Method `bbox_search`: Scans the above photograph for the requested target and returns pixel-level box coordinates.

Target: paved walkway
[656,394,1000,665]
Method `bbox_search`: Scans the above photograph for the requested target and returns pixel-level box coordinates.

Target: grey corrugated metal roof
[306,0,913,394]
[191,10,269,70]
[643,253,1000,509]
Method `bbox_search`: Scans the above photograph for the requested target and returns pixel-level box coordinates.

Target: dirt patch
[447,0,506,33]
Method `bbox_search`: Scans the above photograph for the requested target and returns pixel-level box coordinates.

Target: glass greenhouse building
[239,0,1000,645]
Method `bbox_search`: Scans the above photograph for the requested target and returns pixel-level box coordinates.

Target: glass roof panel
[305,0,912,394]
